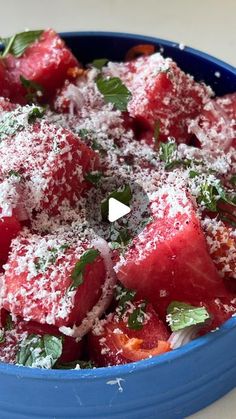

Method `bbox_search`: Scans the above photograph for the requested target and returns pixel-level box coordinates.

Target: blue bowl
[1,32,236,419]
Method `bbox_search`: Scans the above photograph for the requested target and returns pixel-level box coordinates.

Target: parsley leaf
[101,184,132,221]
[8,170,21,178]
[167,301,210,332]
[91,58,108,70]
[96,76,132,111]
[0,329,5,344]
[198,181,236,212]
[28,106,45,123]
[115,284,136,315]
[127,301,147,330]
[84,171,103,185]
[20,75,44,104]
[70,249,100,291]
[17,334,63,368]
[0,30,43,58]
[159,139,178,169]
[230,175,236,186]
[153,119,161,149]
[0,111,24,141]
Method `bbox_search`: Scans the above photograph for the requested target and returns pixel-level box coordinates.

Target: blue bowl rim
[0,31,235,380]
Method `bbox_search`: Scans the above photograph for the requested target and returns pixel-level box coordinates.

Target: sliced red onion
[59,238,117,340]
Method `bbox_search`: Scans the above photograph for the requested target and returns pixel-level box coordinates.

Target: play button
[108,198,131,222]
[84,174,150,242]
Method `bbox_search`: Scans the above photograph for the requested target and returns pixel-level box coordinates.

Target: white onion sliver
[59,238,117,340]
[168,325,200,349]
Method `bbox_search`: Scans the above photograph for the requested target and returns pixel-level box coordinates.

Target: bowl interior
[0,32,236,380]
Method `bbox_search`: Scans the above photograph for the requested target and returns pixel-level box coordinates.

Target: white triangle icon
[108,198,131,222]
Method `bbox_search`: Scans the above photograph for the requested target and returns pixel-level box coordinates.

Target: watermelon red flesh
[1,30,79,104]
[216,93,236,120]
[106,54,211,144]
[0,215,21,265]
[1,235,106,328]
[0,121,100,215]
[115,190,227,309]
[88,302,170,367]
[188,94,236,150]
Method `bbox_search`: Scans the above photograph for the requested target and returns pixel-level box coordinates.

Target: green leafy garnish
[8,170,21,178]
[5,314,14,331]
[20,75,44,104]
[230,175,236,186]
[167,301,210,332]
[0,30,43,58]
[0,111,24,141]
[84,171,103,185]
[91,58,108,70]
[70,249,100,291]
[101,184,132,221]
[78,128,90,139]
[198,181,236,212]
[17,334,63,368]
[110,227,132,251]
[115,284,136,315]
[96,76,132,111]
[54,359,95,370]
[0,329,5,344]
[28,106,45,122]
[34,245,69,273]
[153,119,161,149]
[127,301,147,331]
[189,170,199,179]
[159,140,178,169]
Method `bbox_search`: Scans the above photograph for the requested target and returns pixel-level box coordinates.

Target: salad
[0,29,235,369]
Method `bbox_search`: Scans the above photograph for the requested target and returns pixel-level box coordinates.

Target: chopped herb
[0,30,43,58]
[20,75,44,104]
[0,329,5,344]
[54,359,95,370]
[0,111,24,141]
[110,227,132,251]
[70,249,100,291]
[189,170,199,179]
[5,314,14,331]
[153,119,161,149]
[84,171,103,185]
[219,214,236,228]
[230,175,236,186]
[101,184,132,221]
[115,284,136,316]
[167,301,210,332]
[91,58,108,70]
[16,334,63,368]
[28,106,45,122]
[96,76,132,111]
[33,245,68,273]
[159,139,178,169]
[128,301,147,330]
[198,181,236,212]
[78,128,90,139]
[8,170,21,178]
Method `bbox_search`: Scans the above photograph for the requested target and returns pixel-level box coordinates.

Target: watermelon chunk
[105,53,212,144]
[0,30,79,104]
[188,93,236,150]
[114,187,227,309]
[89,301,170,366]
[0,214,21,265]
[0,111,100,215]
[1,233,106,327]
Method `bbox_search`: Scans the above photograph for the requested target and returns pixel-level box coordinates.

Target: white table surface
[0,0,235,418]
